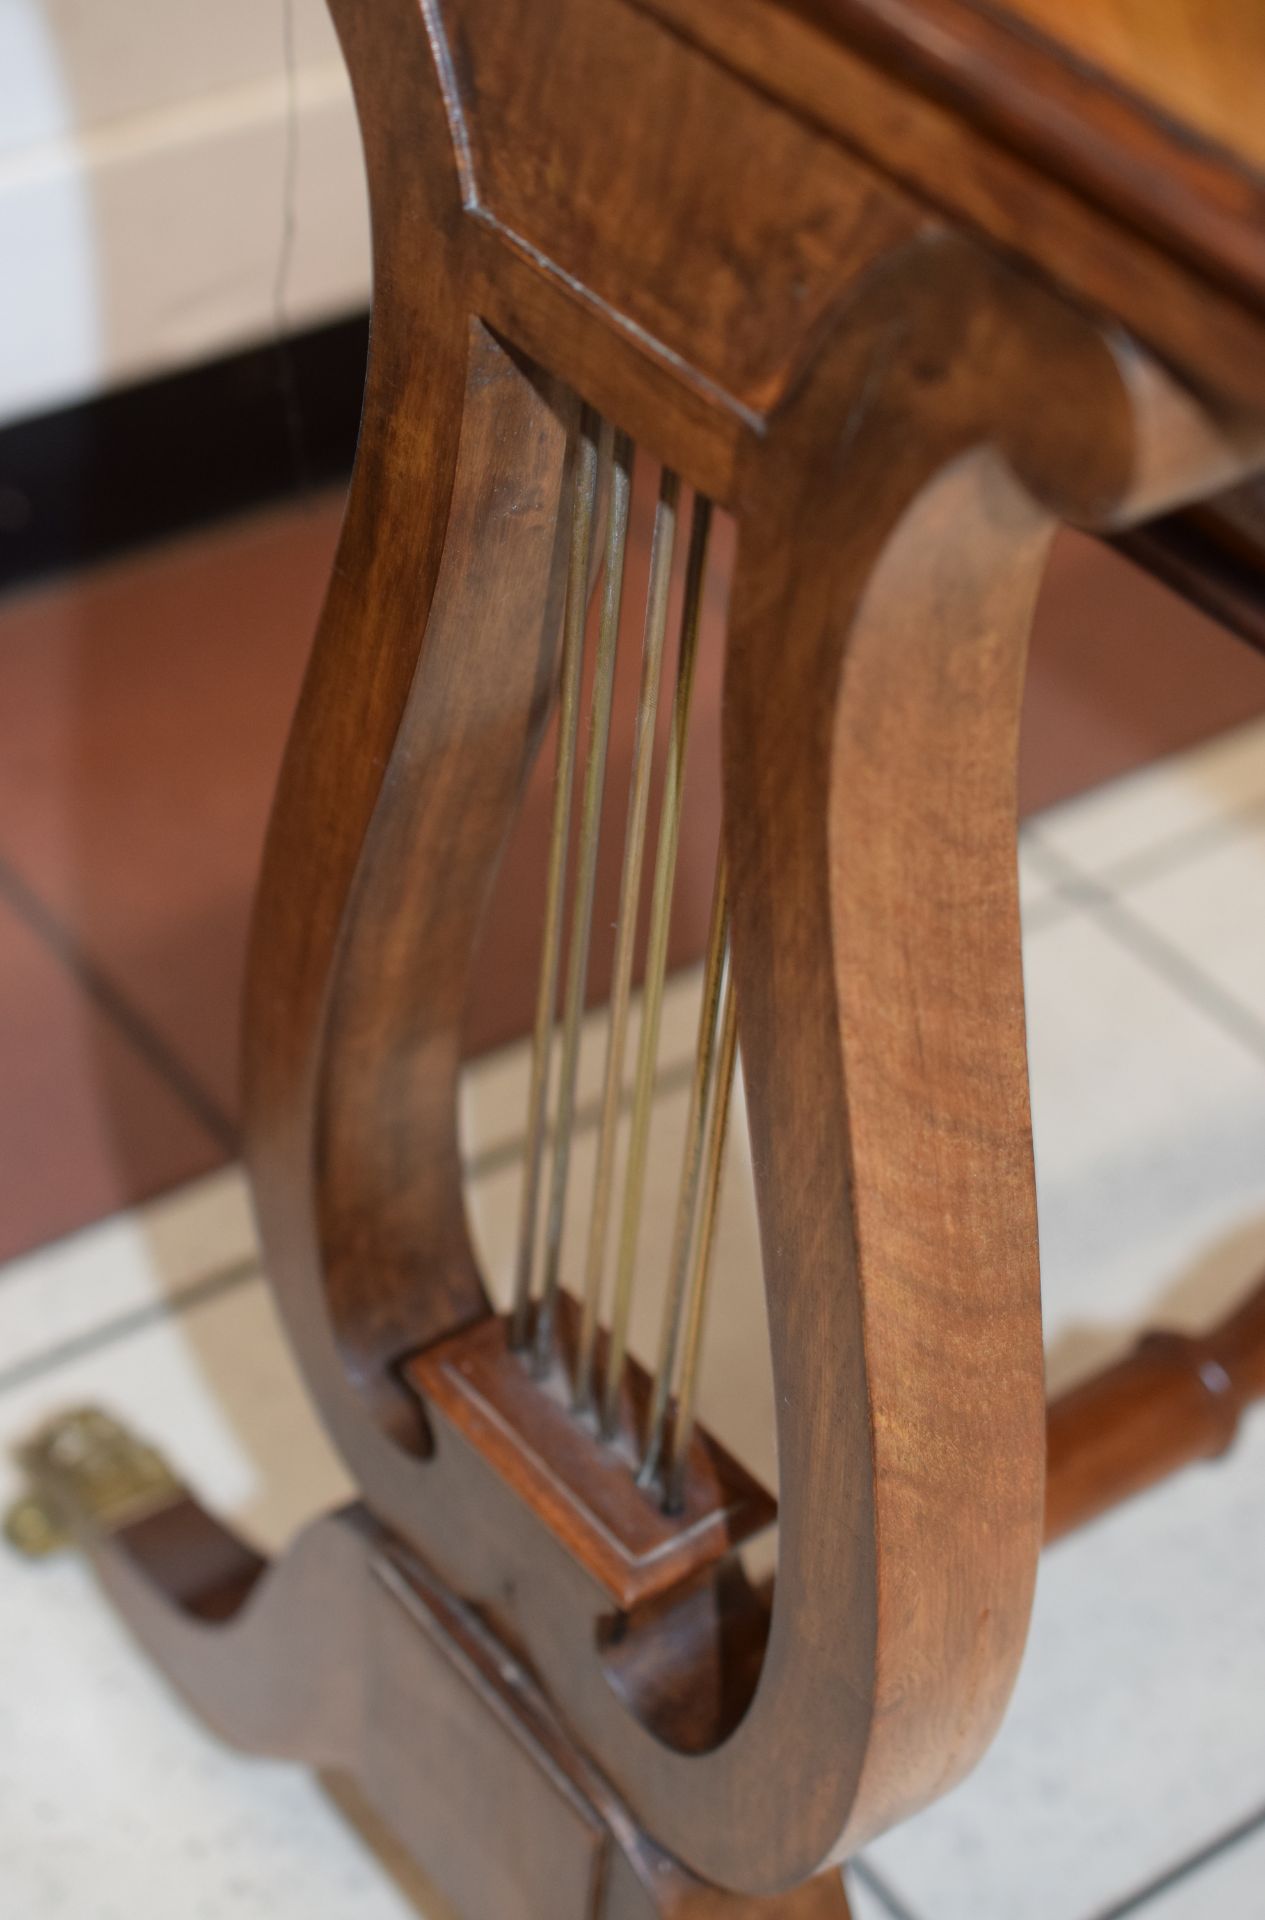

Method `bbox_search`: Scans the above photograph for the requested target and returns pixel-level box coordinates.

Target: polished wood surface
[999,0,1265,168]
[640,0,1265,410]
[20,0,1265,1913]
[1046,1270,1265,1543]
[408,1300,775,1613]
[1118,482,1265,658]
[239,41,1259,1857]
[73,1491,851,1920]
[783,0,1265,228]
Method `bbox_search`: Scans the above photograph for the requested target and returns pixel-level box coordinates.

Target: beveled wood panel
[408,1301,775,1612]
[637,0,1265,414]
[455,0,921,419]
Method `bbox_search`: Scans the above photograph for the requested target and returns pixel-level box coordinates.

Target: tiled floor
[2,711,1264,1916]
[0,498,337,1256]
[1,493,1262,1264]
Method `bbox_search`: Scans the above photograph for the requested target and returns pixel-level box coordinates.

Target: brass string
[510,413,600,1348]
[600,496,714,1437]
[505,420,731,1498]
[534,427,633,1372]
[665,951,738,1512]
[638,853,727,1487]
[574,470,680,1410]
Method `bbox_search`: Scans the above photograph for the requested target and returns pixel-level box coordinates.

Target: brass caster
[4,1407,183,1559]
[4,1492,69,1559]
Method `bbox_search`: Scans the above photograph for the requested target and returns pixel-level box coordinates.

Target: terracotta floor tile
[0,887,224,1264]
[0,496,344,1121]
[1021,531,1265,814]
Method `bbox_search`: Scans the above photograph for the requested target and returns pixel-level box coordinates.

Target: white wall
[0,0,371,427]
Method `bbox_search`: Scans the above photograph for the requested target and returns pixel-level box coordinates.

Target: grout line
[848,1856,926,1920]
[1023,731,1265,904]
[1024,712,1265,898]
[0,855,240,1153]
[0,1257,261,1400]
[1083,1800,1265,1920]
[1019,827,1101,939]
[1090,789,1265,899]
[1020,887,1081,939]
[1020,825,1083,888]
[1022,830,1265,1068]
[0,1044,701,1395]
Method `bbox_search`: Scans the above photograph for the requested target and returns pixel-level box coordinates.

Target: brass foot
[4,1407,183,1559]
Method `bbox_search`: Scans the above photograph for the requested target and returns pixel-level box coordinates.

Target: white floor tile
[459,964,708,1171]
[1125,1823,1265,1919]
[867,1409,1265,1920]
[467,901,1265,1920]
[1034,714,1265,880]
[0,1276,451,1917]
[1120,810,1265,1038]
[0,1276,350,1551]
[1023,913,1265,1394]
[1019,831,1071,929]
[0,1166,258,1385]
[0,1543,447,1920]
[844,1868,906,1920]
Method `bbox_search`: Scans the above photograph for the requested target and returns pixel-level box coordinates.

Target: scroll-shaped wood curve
[241,0,1258,1901]
[713,256,1102,1880]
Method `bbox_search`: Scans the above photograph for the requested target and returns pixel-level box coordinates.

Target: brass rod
[638,852,728,1486]
[601,495,714,1436]
[510,414,600,1348]
[534,427,633,1372]
[574,470,681,1410]
[665,951,738,1512]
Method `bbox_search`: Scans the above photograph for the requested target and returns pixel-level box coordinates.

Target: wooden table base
[5,1409,847,1920]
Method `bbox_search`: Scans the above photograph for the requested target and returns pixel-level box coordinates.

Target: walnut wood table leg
[1046,1269,1265,1542]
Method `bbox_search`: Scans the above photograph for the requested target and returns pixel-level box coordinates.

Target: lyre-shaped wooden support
[8,0,1265,1914]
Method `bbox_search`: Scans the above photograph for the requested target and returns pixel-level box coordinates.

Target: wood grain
[240,0,1265,1892]
[637,0,1265,414]
[52,0,1265,1909]
[409,1301,775,1612]
[1046,1270,1265,1542]
[996,0,1265,169]
[77,1492,851,1920]
[779,0,1265,288]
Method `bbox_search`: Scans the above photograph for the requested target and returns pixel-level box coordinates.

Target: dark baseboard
[0,312,369,594]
